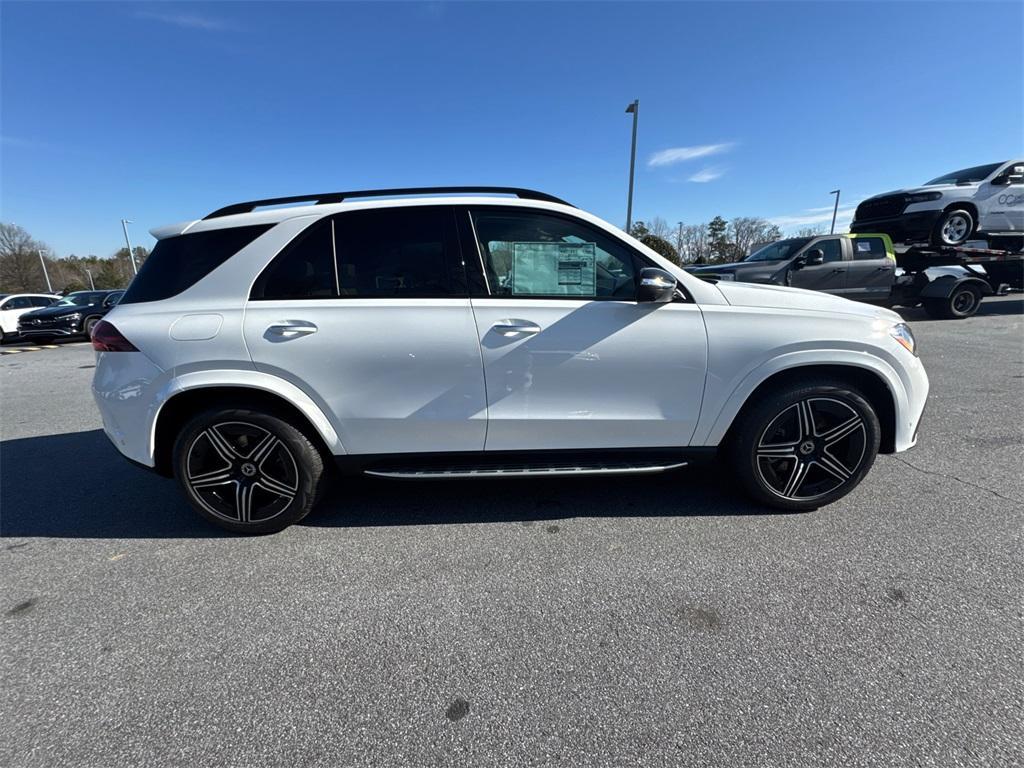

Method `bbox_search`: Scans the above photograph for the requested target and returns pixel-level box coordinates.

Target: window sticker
[856,240,873,252]
[511,242,596,296]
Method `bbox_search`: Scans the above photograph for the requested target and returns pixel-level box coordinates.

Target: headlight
[906,191,942,204]
[890,322,917,355]
[57,312,82,322]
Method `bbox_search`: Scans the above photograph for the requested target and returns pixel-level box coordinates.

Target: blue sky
[2,1,1021,257]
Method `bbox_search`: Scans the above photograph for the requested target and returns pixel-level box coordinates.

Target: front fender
[696,348,920,451]
[150,369,345,461]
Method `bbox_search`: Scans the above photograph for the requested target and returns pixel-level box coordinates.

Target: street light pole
[85,268,95,290]
[37,249,53,293]
[121,219,138,275]
[829,189,841,234]
[625,99,639,233]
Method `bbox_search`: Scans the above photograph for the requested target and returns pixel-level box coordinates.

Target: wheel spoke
[816,453,853,482]
[757,443,798,458]
[819,415,864,446]
[255,472,297,499]
[235,482,254,523]
[796,400,814,440]
[190,470,234,490]
[781,459,809,498]
[249,432,279,465]
[204,426,240,462]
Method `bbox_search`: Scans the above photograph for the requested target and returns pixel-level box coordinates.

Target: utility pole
[676,221,684,263]
[37,249,53,293]
[121,219,138,275]
[625,99,639,233]
[829,189,841,234]
[85,268,95,290]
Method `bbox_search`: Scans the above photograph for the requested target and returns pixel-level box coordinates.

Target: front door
[788,237,847,294]
[464,206,708,451]
[244,205,487,455]
[978,161,1024,232]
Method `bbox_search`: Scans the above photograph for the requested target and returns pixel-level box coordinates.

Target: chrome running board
[364,461,688,480]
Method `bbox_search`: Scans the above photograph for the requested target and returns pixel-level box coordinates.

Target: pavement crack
[891,455,1023,506]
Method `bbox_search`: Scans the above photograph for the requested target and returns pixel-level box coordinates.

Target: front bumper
[850,210,942,244]
[18,320,84,337]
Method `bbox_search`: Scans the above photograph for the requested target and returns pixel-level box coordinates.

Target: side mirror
[804,248,825,266]
[791,255,807,270]
[636,268,677,303]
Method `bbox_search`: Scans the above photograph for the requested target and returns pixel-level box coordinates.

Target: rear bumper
[895,354,929,453]
[92,350,166,468]
[851,210,942,244]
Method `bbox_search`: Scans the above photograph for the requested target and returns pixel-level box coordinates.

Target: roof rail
[203,186,574,219]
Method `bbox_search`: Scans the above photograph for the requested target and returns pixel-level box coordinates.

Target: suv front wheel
[729,379,881,511]
[173,408,328,533]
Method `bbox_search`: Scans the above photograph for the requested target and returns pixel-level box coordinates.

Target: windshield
[54,292,106,307]
[744,238,812,262]
[924,162,1003,186]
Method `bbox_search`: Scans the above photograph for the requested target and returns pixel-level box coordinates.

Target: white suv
[91,187,929,533]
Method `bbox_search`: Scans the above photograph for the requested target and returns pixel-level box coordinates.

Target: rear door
[843,235,896,301]
[788,237,847,293]
[463,206,708,451]
[243,205,487,455]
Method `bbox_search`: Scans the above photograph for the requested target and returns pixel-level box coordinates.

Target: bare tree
[679,222,711,264]
[794,225,828,238]
[729,217,783,257]
[0,223,49,293]
[646,216,672,242]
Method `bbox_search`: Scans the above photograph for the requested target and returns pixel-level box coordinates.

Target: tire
[172,407,329,534]
[923,284,981,319]
[83,315,102,338]
[932,209,974,247]
[728,379,881,511]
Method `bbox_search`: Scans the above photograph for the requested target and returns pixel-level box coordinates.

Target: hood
[867,183,971,200]
[715,280,902,322]
[687,261,750,273]
[20,302,100,319]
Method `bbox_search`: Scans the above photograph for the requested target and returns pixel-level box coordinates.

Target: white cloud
[770,202,861,231]
[136,11,232,31]
[689,167,724,183]
[648,142,735,168]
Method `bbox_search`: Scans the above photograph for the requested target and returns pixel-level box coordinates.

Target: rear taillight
[91,320,138,352]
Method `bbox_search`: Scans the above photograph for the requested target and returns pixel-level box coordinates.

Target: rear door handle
[266,321,318,338]
[492,321,541,336]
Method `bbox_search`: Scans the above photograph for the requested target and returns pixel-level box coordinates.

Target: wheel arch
[716,363,899,455]
[152,382,342,477]
[943,201,979,224]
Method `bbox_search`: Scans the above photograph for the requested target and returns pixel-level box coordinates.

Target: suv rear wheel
[729,379,881,511]
[173,408,328,533]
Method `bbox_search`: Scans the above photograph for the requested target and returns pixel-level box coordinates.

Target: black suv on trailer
[17,290,124,342]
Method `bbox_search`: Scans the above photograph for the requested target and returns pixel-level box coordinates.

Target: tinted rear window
[119,224,272,304]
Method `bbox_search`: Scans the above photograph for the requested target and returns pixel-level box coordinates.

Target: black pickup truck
[686,233,1022,319]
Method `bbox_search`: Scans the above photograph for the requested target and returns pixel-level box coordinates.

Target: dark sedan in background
[17,290,124,342]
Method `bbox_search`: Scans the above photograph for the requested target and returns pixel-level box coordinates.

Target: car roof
[151,193,579,240]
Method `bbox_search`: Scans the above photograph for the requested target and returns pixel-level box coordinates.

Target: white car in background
[91,187,929,533]
[852,160,1024,248]
[0,293,59,343]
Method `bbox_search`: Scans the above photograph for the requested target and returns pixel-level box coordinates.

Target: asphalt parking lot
[1,296,1022,768]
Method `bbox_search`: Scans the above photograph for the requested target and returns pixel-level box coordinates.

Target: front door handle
[831,268,846,273]
[266,321,318,338]
[492,321,541,336]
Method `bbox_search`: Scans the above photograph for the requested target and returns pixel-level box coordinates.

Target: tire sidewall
[84,316,101,338]
[172,408,324,534]
[731,381,881,511]
[948,286,980,318]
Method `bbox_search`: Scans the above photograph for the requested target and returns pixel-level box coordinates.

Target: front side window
[471,209,637,299]
[744,238,812,263]
[809,238,843,263]
[852,237,887,260]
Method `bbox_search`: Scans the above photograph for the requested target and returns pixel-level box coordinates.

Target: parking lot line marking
[0,349,23,355]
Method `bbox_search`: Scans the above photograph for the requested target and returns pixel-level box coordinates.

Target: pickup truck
[686,233,1022,319]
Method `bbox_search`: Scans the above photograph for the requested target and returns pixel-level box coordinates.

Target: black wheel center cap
[240,462,257,477]
[799,440,815,456]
